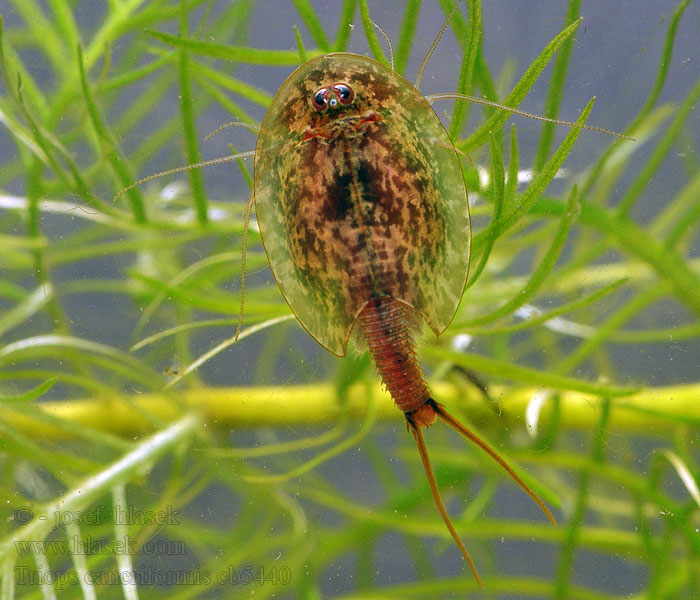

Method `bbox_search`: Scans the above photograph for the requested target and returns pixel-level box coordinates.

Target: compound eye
[333,83,354,105]
[311,88,328,112]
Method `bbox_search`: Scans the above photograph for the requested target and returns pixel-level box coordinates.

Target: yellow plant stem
[3,381,699,438]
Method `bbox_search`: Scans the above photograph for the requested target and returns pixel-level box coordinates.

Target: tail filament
[409,422,483,588]
[434,403,557,526]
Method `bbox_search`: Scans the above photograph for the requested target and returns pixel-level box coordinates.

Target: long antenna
[426,93,634,140]
[204,121,260,142]
[112,151,255,203]
[371,21,394,71]
[414,0,463,91]
[234,190,255,342]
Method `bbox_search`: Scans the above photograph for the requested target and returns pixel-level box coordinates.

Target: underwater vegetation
[0,1,699,598]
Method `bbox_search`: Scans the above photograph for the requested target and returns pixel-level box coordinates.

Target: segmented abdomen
[358,296,430,414]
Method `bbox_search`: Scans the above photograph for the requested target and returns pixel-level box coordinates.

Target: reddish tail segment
[358,295,556,587]
[359,297,430,416]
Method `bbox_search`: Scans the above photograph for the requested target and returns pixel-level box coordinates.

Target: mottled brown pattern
[255,53,469,356]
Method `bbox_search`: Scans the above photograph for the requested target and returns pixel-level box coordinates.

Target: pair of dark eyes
[311,83,355,112]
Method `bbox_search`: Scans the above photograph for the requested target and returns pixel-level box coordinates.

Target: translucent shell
[254,53,470,356]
